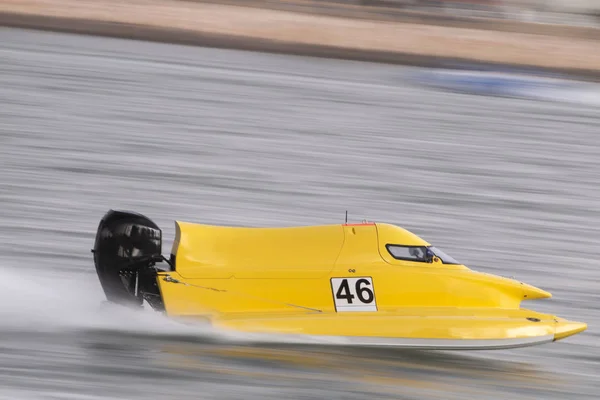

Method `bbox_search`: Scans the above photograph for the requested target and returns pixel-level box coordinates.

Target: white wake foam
[0,265,350,347]
[0,266,210,336]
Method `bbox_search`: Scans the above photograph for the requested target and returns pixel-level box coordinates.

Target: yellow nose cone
[522,283,552,300]
[554,320,587,341]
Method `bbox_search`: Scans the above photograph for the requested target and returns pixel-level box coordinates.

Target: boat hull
[210,308,586,350]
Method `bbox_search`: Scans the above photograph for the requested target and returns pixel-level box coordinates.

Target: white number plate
[330,277,377,312]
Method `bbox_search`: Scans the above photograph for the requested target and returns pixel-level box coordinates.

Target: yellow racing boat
[92,210,586,349]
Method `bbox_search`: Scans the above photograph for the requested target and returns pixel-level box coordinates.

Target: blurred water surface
[0,27,599,400]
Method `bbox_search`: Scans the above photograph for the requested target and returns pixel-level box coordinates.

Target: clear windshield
[386,244,461,265]
[428,246,461,265]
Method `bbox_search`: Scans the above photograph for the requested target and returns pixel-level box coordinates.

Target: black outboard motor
[92,210,165,310]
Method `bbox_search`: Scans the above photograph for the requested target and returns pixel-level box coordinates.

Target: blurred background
[1,0,599,399]
[356,0,600,25]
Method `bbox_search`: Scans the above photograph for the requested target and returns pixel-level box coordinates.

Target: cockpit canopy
[385,244,461,265]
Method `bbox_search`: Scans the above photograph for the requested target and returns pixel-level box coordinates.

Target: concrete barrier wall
[543,0,600,14]
[1,0,599,82]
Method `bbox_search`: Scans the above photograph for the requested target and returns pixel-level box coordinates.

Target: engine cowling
[92,209,163,308]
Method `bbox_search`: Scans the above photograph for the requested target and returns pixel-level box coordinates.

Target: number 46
[335,278,374,304]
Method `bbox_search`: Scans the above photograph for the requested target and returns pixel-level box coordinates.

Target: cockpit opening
[385,244,461,265]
